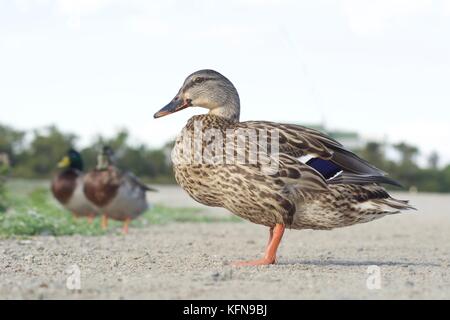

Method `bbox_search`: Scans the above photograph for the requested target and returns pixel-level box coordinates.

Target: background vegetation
[1,122,450,193]
[0,180,238,237]
[0,123,174,183]
[355,142,450,192]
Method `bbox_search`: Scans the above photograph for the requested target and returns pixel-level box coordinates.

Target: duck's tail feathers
[143,185,158,192]
[376,197,417,213]
[350,184,416,214]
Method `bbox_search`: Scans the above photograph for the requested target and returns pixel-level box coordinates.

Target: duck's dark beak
[154,97,192,119]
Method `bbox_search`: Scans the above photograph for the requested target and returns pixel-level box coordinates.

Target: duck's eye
[194,77,204,84]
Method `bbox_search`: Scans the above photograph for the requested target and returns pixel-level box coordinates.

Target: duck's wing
[238,121,401,187]
[125,171,158,192]
[265,152,329,194]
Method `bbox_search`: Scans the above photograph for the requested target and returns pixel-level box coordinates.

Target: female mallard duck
[83,146,155,234]
[154,69,415,266]
[51,149,98,222]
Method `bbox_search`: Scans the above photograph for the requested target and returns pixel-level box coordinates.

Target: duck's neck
[208,95,240,122]
[96,154,110,170]
[71,159,83,171]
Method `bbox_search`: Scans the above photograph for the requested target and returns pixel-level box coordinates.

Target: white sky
[1,0,449,165]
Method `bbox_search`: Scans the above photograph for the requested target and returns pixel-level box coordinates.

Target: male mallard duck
[83,146,155,234]
[51,149,98,222]
[154,69,415,266]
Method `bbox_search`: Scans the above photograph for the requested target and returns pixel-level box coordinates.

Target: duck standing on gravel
[154,69,415,266]
[51,149,98,223]
[83,146,156,234]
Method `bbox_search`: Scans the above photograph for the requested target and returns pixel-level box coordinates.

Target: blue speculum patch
[306,158,342,179]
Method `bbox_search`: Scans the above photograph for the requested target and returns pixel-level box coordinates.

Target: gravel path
[0,191,449,299]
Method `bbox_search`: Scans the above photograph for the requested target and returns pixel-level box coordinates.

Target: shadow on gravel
[278,259,441,267]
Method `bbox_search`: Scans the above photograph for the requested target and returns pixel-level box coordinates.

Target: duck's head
[154,69,240,122]
[58,149,83,171]
[96,146,116,170]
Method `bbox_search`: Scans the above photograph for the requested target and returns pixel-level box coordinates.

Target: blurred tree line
[356,142,450,192]
[0,123,175,184]
[0,159,8,212]
[1,122,450,192]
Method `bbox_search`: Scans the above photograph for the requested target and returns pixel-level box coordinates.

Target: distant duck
[51,149,98,223]
[154,69,415,266]
[83,146,156,234]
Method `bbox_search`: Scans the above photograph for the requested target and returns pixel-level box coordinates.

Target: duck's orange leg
[122,217,131,235]
[232,223,285,266]
[101,214,108,230]
[267,226,274,246]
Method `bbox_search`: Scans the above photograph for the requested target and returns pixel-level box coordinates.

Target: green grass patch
[0,188,105,237]
[0,181,8,213]
[0,183,239,237]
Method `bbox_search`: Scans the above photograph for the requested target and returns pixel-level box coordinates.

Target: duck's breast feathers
[51,169,81,204]
[238,121,400,187]
[83,167,121,207]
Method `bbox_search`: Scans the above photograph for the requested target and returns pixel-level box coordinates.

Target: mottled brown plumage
[154,69,415,265]
[171,114,412,230]
[83,166,121,207]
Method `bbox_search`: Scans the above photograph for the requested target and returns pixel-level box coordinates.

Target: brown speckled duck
[51,149,99,222]
[83,146,155,234]
[154,69,415,266]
